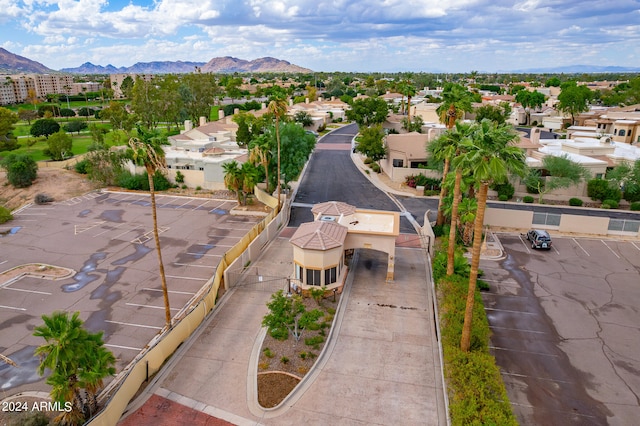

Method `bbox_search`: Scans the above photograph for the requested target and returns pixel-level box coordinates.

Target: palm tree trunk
[460,182,488,352]
[436,158,450,226]
[147,166,171,327]
[446,170,462,275]
[276,117,281,211]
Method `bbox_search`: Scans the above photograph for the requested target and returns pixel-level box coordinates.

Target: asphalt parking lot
[480,233,640,425]
[0,191,260,395]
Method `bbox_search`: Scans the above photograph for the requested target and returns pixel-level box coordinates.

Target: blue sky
[1,0,639,72]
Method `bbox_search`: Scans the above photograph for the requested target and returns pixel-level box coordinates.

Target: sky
[1,0,639,73]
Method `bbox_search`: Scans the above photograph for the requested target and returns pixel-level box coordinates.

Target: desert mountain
[62,56,311,74]
[0,48,53,74]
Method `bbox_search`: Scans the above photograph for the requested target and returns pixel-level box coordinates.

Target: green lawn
[3,135,95,162]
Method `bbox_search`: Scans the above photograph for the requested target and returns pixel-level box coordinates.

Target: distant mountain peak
[0,47,53,74]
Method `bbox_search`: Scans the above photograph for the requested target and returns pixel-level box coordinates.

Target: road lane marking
[105,320,162,330]
[572,238,590,256]
[105,344,143,351]
[142,288,196,295]
[126,303,181,311]
[601,240,620,258]
[0,305,26,311]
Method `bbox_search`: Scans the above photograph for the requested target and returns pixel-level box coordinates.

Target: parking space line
[2,287,51,295]
[105,343,143,351]
[601,240,620,258]
[159,197,180,208]
[572,238,590,256]
[176,199,194,209]
[126,303,181,311]
[165,275,208,281]
[502,372,572,384]
[111,226,143,240]
[105,320,163,330]
[0,304,26,311]
[172,263,217,268]
[194,200,212,210]
[489,346,559,357]
[518,234,531,253]
[143,287,196,295]
[632,242,640,251]
[490,325,547,334]
[485,307,537,315]
[186,252,222,257]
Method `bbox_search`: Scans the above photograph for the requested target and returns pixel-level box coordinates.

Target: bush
[34,193,54,205]
[492,182,515,200]
[602,199,618,209]
[175,170,185,184]
[1,153,38,188]
[523,195,534,203]
[74,159,89,174]
[630,202,640,211]
[587,178,621,202]
[370,163,380,173]
[569,197,583,206]
[0,206,13,224]
[363,157,373,164]
[117,171,172,191]
[498,194,508,201]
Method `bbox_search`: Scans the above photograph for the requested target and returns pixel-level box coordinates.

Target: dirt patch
[0,168,97,211]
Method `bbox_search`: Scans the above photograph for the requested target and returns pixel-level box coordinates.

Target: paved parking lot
[0,191,260,395]
[481,233,640,425]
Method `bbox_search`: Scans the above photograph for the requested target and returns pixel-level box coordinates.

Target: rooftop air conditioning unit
[320,216,336,222]
[600,136,612,144]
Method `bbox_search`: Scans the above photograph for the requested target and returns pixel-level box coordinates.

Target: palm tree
[222,160,242,204]
[267,93,289,211]
[248,134,272,192]
[129,126,172,327]
[1,353,17,367]
[457,197,477,247]
[458,120,526,352]
[434,83,475,226]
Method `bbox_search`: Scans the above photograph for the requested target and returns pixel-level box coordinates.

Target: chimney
[199,116,206,126]
[530,127,541,144]
[234,108,240,115]
[218,110,225,120]
[261,102,266,110]
[184,120,193,132]
[305,98,309,104]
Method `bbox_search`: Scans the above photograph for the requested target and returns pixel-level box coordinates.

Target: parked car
[526,229,552,249]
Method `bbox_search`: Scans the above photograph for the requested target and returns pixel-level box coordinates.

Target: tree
[355,124,385,162]
[31,118,60,138]
[474,104,508,125]
[249,133,273,192]
[346,96,389,127]
[277,123,316,187]
[63,120,88,135]
[222,160,243,204]
[607,159,640,202]
[436,83,474,128]
[557,81,593,125]
[267,90,289,210]
[130,77,161,129]
[101,101,135,131]
[294,110,313,127]
[515,90,546,125]
[179,71,221,122]
[459,120,526,352]
[128,126,172,327]
[1,153,38,188]
[44,130,73,161]
[18,108,38,124]
[262,290,323,342]
[120,76,135,98]
[402,115,424,133]
[0,107,19,151]
[34,311,116,424]
[524,154,590,203]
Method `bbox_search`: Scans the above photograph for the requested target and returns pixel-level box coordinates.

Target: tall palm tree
[458,120,526,352]
[222,160,242,204]
[129,126,172,327]
[1,353,17,367]
[248,133,272,192]
[267,93,288,211]
[434,83,475,226]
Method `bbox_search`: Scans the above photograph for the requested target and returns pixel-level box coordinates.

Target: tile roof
[311,201,356,217]
[290,221,348,250]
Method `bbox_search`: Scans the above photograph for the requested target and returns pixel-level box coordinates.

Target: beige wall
[293,245,343,269]
[559,214,610,235]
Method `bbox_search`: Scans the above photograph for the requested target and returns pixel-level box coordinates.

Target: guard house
[290,201,400,292]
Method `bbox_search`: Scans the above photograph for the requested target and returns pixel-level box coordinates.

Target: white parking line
[0,304,26,311]
[490,325,547,334]
[518,234,531,253]
[165,275,208,281]
[186,252,222,257]
[105,343,143,351]
[172,263,217,268]
[176,199,194,209]
[572,238,590,256]
[485,307,537,315]
[142,288,196,295]
[502,371,572,384]
[601,240,620,258]
[126,303,181,311]
[105,320,163,330]
[632,242,640,251]
[489,346,559,357]
[2,287,51,295]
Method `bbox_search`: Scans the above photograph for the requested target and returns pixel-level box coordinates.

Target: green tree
[34,311,115,424]
[459,120,526,352]
[179,71,221,123]
[0,107,19,151]
[130,77,161,128]
[524,154,590,203]
[401,115,424,133]
[474,104,508,125]
[267,90,289,210]
[120,76,135,98]
[44,130,73,161]
[276,123,316,187]
[557,81,593,125]
[63,120,88,135]
[18,108,38,125]
[31,118,60,138]
[262,290,321,342]
[346,97,389,127]
[355,124,385,162]
[248,133,273,192]
[128,126,172,327]
[515,90,546,125]
[607,159,640,202]
[294,110,313,127]
[436,83,474,128]
[101,101,135,131]
[1,153,38,188]
[545,77,562,87]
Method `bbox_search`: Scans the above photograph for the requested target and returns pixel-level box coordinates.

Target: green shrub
[263,348,274,358]
[116,171,172,191]
[477,279,490,291]
[371,163,381,173]
[304,335,324,348]
[74,159,89,174]
[268,327,289,341]
[363,157,373,164]
[630,202,640,211]
[0,206,13,224]
[523,195,534,203]
[601,203,611,209]
[569,197,583,206]
[175,170,185,183]
[280,356,289,364]
[1,153,38,188]
[602,199,618,209]
[492,182,514,200]
[587,178,621,202]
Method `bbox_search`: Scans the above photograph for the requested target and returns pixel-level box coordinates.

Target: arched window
[619,129,626,136]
